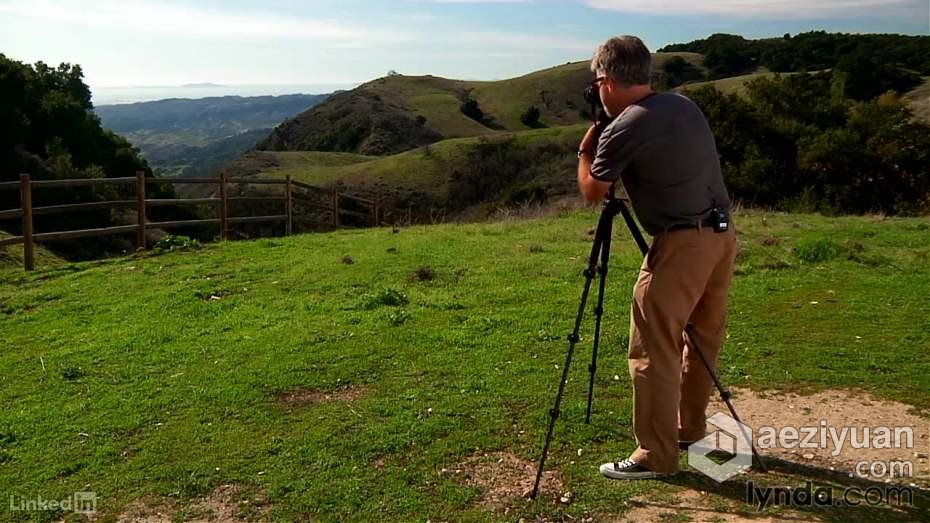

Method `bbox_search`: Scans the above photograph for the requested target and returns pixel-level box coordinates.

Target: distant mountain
[96,93,328,176]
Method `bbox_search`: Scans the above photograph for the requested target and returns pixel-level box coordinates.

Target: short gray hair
[590,36,652,87]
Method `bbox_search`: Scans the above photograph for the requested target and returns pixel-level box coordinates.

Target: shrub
[520,105,542,128]
[363,288,409,309]
[388,309,411,326]
[460,98,484,122]
[796,237,845,263]
[153,235,200,253]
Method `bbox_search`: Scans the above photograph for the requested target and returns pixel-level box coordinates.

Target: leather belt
[664,217,716,233]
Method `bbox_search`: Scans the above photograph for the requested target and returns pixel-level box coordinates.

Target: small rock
[559,491,573,504]
[802,453,815,460]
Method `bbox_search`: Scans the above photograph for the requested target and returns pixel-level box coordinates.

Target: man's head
[590,36,653,117]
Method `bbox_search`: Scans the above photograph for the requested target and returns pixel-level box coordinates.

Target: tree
[520,105,542,128]
[0,53,180,257]
[460,98,483,122]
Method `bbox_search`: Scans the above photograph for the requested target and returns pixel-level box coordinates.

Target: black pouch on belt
[711,206,730,233]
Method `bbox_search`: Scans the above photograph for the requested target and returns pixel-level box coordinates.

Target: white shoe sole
[599,462,660,480]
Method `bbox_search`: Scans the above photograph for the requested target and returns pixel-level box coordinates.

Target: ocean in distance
[92,83,359,105]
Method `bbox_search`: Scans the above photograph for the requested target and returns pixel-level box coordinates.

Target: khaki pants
[627,225,737,474]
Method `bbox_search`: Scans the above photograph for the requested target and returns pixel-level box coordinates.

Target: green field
[1,210,928,521]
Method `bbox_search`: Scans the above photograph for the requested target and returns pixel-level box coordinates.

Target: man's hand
[579,124,599,155]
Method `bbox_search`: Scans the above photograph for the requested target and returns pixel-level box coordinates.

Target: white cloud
[583,0,924,19]
[0,0,410,44]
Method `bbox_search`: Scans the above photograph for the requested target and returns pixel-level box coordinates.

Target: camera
[583,82,612,130]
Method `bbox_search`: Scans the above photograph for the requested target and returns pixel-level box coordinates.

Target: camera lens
[583,85,597,105]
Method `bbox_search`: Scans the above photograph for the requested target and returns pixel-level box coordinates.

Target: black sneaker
[599,458,663,480]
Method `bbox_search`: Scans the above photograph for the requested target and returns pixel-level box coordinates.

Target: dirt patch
[615,489,815,522]
[275,385,368,408]
[116,495,175,523]
[117,485,270,522]
[443,451,565,510]
[708,388,930,485]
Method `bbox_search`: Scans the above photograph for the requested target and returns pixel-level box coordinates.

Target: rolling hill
[232,125,587,214]
[225,33,930,219]
[256,52,705,156]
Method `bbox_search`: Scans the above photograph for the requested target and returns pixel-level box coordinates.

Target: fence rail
[0,172,394,271]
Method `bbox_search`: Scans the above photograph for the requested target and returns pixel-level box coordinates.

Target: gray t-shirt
[590,92,730,236]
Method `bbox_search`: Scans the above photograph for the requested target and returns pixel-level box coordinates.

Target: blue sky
[0,0,927,88]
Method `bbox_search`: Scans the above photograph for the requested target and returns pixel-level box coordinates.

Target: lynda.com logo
[688,412,754,482]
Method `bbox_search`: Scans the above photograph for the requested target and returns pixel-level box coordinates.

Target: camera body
[583,83,613,131]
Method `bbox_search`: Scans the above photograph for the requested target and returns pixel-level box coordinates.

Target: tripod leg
[531,211,609,499]
[585,212,614,424]
[685,325,768,472]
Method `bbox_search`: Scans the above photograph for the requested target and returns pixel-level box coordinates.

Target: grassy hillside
[232,125,586,212]
[0,211,927,521]
[470,53,705,130]
[257,53,703,156]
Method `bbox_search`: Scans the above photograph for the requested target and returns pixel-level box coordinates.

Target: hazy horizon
[91,82,361,105]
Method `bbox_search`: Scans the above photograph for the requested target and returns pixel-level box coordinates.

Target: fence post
[219,172,229,240]
[19,174,34,271]
[135,171,146,250]
[332,188,340,227]
[285,175,293,236]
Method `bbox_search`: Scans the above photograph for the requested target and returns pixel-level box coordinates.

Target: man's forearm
[577,152,612,203]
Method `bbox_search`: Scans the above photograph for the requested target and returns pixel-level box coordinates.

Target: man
[576,36,738,480]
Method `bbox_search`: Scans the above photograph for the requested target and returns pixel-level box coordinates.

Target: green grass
[676,71,783,97]
[1,210,928,521]
[0,232,63,270]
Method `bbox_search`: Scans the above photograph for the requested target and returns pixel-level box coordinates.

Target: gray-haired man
[576,35,738,480]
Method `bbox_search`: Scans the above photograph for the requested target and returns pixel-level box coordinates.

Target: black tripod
[530,195,766,499]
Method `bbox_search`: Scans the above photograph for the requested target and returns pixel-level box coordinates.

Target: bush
[388,309,411,326]
[460,98,484,122]
[685,72,930,215]
[796,237,845,263]
[153,235,200,253]
[520,106,542,128]
[363,288,409,309]
[503,184,547,207]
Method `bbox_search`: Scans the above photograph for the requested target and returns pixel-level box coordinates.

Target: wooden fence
[0,172,393,271]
